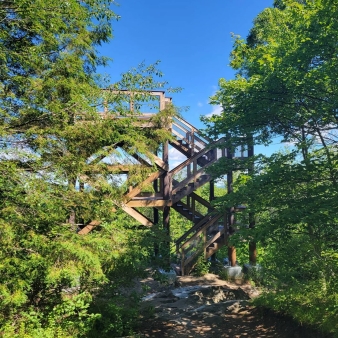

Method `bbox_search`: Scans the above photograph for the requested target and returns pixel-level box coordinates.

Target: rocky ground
[134,273,331,338]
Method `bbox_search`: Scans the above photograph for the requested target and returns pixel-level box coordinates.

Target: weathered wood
[79,90,253,276]
[226,134,237,267]
[78,220,101,235]
[228,246,237,267]
[126,199,172,207]
[163,140,171,260]
[125,170,164,201]
[248,134,256,265]
[180,214,222,250]
[153,177,159,256]
[120,204,154,227]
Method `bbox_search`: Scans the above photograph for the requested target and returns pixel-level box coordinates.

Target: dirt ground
[134,273,331,338]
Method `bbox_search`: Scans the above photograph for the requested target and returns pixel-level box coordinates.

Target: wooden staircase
[79,92,230,275]
[119,114,228,275]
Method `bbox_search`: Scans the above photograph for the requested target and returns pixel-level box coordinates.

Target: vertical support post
[248,135,257,265]
[227,134,237,267]
[203,228,207,260]
[78,180,85,230]
[163,140,171,264]
[191,196,195,221]
[181,250,185,276]
[228,246,237,267]
[209,179,216,260]
[223,213,227,245]
[153,178,159,257]
[209,180,215,204]
[187,163,191,208]
[190,132,195,156]
[193,159,197,184]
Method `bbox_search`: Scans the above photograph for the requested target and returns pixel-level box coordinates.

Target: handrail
[182,226,226,269]
[173,116,213,143]
[175,213,220,247]
[170,139,220,176]
[181,214,222,250]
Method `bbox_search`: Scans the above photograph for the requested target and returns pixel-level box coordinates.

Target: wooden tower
[79,90,251,275]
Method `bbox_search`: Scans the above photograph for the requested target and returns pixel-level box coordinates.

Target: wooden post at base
[249,241,257,265]
[209,180,216,260]
[248,135,256,265]
[228,246,236,267]
[153,177,159,257]
[163,206,170,253]
[226,134,236,267]
[162,140,171,263]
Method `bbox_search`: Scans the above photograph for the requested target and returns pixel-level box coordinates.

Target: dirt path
[135,273,328,338]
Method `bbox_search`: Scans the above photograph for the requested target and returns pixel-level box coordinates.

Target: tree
[203,0,338,334]
[0,1,178,336]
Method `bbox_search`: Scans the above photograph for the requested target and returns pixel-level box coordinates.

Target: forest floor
[134,272,331,338]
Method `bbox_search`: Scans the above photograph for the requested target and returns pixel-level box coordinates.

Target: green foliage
[203,0,338,334]
[0,1,180,337]
[191,255,211,277]
[88,293,141,338]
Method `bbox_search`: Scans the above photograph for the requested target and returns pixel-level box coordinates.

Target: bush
[191,255,211,276]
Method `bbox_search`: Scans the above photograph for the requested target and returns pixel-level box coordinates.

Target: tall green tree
[0,1,178,336]
[203,0,338,334]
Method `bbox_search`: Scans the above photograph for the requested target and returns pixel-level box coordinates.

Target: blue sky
[98,0,281,157]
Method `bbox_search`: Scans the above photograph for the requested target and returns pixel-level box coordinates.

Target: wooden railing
[176,213,226,275]
[171,116,212,155]
[169,138,224,198]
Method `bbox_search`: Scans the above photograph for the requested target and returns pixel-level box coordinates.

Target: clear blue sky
[98,0,281,156]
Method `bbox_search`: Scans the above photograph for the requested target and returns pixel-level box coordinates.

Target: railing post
[227,133,237,267]
[154,177,159,257]
[181,250,185,276]
[223,213,227,245]
[193,158,197,184]
[163,140,171,264]
[248,134,256,265]
[203,228,207,260]
[191,132,195,156]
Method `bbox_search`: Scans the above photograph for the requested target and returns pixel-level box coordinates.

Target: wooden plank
[78,220,101,235]
[105,164,141,173]
[120,204,154,226]
[181,214,222,250]
[170,143,217,176]
[126,199,172,207]
[173,201,204,219]
[134,192,163,198]
[131,152,168,171]
[146,151,168,170]
[191,192,214,210]
[175,213,221,247]
[125,170,164,201]
[172,170,203,194]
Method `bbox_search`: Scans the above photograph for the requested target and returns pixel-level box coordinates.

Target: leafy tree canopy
[203,1,338,334]
[0,1,179,337]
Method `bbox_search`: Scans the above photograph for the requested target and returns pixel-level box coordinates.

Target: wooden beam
[78,220,101,235]
[131,153,168,170]
[120,204,154,227]
[126,199,172,207]
[105,164,143,173]
[125,170,164,201]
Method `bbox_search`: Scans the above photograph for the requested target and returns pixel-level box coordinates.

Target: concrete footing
[223,265,243,279]
[158,268,177,285]
[243,263,262,276]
